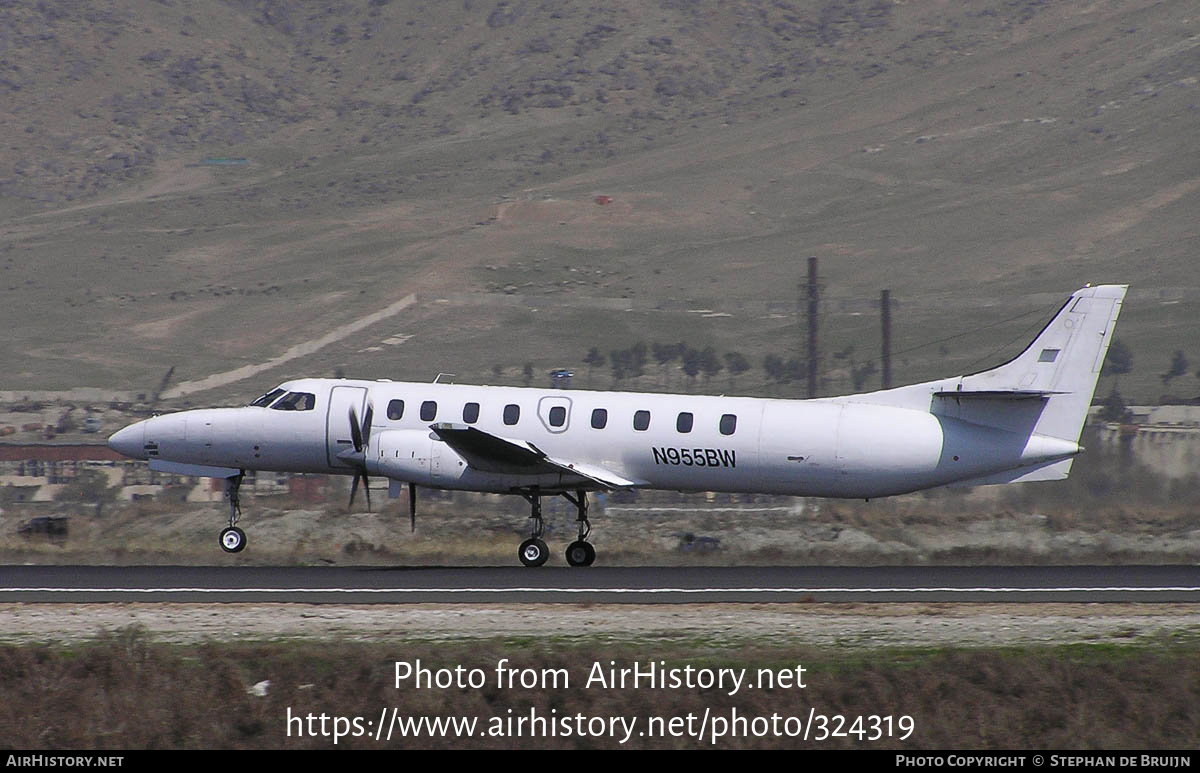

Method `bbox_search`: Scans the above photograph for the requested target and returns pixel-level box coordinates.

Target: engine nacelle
[369,429,436,485]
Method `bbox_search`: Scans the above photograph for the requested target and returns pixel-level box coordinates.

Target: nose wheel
[517,489,550,566]
[219,472,247,554]
[220,526,247,553]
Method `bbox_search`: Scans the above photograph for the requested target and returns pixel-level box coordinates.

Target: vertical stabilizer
[957,284,1127,442]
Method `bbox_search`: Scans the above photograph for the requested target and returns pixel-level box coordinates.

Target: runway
[3,565,1200,603]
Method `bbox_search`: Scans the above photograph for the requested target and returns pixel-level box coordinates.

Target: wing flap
[538,456,642,488]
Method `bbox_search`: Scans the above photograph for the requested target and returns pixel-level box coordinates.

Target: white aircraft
[108,284,1126,567]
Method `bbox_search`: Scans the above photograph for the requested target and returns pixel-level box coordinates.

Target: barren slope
[0,0,1197,401]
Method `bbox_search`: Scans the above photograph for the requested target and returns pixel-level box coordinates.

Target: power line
[959,311,1062,374]
[890,303,1054,359]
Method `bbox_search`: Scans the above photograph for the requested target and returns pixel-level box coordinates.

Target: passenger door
[326,385,367,469]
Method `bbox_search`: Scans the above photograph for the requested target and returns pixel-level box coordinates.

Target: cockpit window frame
[249,388,286,408]
[269,391,316,411]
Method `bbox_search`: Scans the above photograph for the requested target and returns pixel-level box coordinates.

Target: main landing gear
[219,472,247,553]
[562,489,596,567]
[516,488,595,567]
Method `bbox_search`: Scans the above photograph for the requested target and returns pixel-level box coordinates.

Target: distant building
[1091,406,1200,480]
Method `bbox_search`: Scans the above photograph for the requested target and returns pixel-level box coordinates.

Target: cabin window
[548,405,566,427]
[676,412,693,433]
[463,402,480,423]
[387,399,405,421]
[504,404,520,425]
[270,392,315,411]
[633,410,651,431]
[1038,348,1060,363]
[420,401,437,421]
[249,388,286,407]
[720,414,737,435]
[591,408,608,429]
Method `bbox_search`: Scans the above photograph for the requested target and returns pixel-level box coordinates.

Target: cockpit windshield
[270,391,316,411]
[249,387,286,407]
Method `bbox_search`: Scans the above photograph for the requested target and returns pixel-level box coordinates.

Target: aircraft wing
[429,423,641,489]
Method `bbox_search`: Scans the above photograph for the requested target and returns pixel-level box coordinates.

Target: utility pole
[881,289,892,389]
[806,256,819,399]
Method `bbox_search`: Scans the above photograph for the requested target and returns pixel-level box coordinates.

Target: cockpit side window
[249,388,286,407]
[270,391,316,411]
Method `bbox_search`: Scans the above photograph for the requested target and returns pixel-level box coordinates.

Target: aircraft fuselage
[109,378,1078,500]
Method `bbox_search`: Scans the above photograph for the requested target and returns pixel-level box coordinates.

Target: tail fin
[848,284,1128,485]
[954,284,1127,442]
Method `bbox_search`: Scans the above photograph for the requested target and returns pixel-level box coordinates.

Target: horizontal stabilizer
[932,389,1065,400]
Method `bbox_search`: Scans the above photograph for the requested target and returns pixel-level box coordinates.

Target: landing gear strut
[517,488,549,567]
[562,489,595,567]
[219,471,246,553]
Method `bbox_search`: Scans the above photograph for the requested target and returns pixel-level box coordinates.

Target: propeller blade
[348,471,372,511]
[409,483,416,532]
[348,406,363,453]
[346,402,374,511]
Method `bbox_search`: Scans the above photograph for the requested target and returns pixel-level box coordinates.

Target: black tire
[219,526,247,553]
[565,540,596,567]
[519,538,549,567]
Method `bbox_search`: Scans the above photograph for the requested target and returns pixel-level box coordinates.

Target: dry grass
[1,628,1197,749]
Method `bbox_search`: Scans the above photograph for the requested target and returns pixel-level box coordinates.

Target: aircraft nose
[108,421,146,460]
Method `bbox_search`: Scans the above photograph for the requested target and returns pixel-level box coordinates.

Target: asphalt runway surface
[3,565,1200,603]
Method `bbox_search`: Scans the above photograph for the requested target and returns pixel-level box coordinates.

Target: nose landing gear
[219,472,247,553]
[220,525,246,553]
[517,489,549,567]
